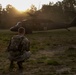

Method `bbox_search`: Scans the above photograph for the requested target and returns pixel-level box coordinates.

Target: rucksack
[8,36,24,52]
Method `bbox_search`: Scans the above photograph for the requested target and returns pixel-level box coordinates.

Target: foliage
[0,0,76,29]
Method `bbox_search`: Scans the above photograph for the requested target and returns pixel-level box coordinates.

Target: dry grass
[0,29,76,75]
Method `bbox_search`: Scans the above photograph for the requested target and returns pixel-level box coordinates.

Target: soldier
[7,27,31,71]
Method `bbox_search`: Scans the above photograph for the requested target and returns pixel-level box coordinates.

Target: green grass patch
[45,59,61,66]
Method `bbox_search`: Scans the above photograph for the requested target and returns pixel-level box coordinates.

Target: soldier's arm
[6,37,13,52]
[22,39,30,51]
[26,41,30,51]
[6,39,11,52]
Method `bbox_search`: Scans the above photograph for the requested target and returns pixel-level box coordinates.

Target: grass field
[0,28,76,75]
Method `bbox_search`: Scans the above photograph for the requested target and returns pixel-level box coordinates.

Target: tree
[0,4,2,11]
[0,4,2,25]
[0,4,2,21]
[6,4,20,17]
[49,2,54,6]
[30,5,37,13]
[62,0,76,18]
[63,0,76,11]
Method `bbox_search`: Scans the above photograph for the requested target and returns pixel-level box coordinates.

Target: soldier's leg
[9,61,14,70]
[17,61,23,70]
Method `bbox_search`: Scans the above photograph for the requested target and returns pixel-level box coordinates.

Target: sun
[12,3,31,12]
[15,6,28,12]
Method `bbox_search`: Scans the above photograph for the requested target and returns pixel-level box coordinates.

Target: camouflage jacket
[7,35,30,61]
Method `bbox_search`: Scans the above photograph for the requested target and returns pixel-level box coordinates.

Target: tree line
[0,0,76,29]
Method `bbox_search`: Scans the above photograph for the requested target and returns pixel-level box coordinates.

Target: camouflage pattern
[7,35,31,62]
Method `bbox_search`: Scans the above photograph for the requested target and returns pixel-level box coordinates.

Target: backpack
[8,36,24,52]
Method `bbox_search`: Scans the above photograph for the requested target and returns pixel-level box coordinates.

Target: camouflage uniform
[7,35,31,70]
[7,35,31,62]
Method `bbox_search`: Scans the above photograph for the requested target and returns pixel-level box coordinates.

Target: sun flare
[0,0,63,11]
[14,6,29,12]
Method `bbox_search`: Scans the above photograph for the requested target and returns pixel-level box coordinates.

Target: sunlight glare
[0,0,63,11]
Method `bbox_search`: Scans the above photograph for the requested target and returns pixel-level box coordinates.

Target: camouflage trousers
[8,51,31,62]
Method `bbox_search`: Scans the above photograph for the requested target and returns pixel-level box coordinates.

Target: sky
[0,0,63,11]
